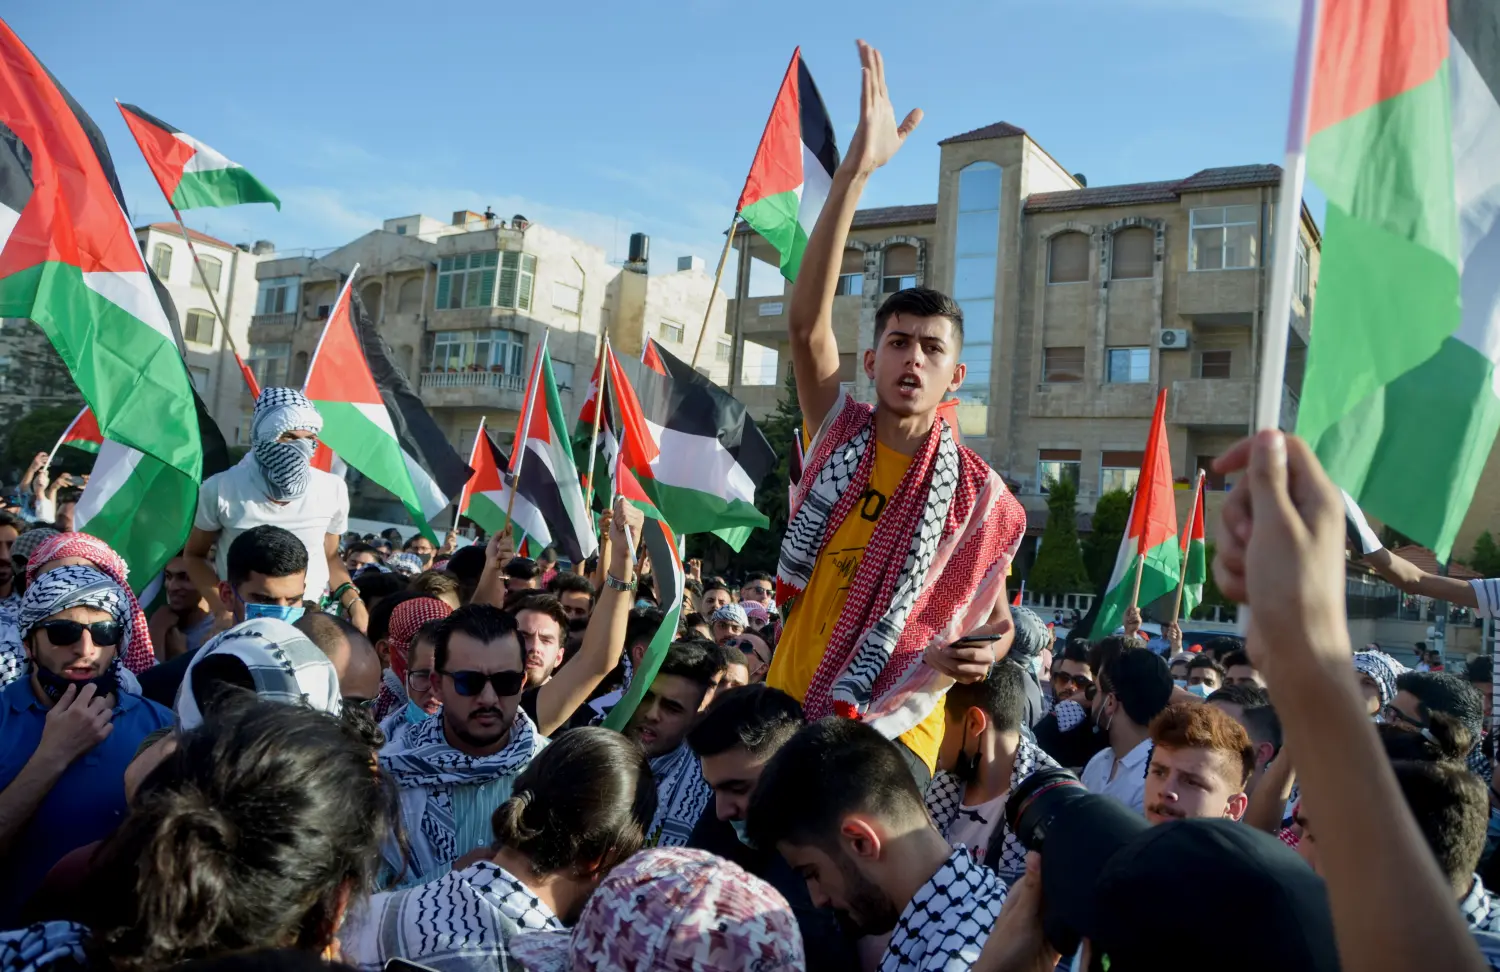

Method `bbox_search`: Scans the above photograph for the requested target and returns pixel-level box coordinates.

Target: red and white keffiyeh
[777,393,1026,739]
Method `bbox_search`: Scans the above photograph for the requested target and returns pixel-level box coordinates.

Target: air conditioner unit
[1158,328,1190,350]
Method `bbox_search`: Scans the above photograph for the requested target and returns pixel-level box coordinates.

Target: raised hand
[844,40,923,177]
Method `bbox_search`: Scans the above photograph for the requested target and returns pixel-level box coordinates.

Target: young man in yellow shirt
[767,41,1027,784]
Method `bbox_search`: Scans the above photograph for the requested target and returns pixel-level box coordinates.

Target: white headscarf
[174,617,342,729]
[250,387,323,500]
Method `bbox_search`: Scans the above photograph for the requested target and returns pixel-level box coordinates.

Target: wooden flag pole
[1169,470,1206,626]
[582,335,611,514]
[689,212,740,370]
[168,207,255,390]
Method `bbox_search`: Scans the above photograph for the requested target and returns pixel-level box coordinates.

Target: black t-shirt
[135,646,201,708]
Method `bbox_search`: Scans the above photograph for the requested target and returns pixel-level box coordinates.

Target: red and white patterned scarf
[24,532,155,674]
[777,394,1026,739]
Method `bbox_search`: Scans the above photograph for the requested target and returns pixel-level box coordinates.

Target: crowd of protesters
[0,39,1499,972]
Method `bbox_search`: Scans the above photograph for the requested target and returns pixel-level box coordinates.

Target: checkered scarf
[925,736,1060,885]
[372,596,453,722]
[174,618,343,729]
[16,564,140,695]
[250,387,322,501]
[647,742,712,849]
[0,921,87,972]
[880,848,1007,972]
[778,393,1026,736]
[1462,873,1500,933]
[1354,649,1407,709]
[24,532,154,674]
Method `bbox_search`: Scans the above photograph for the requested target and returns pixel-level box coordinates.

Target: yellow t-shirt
[767,440,947,773]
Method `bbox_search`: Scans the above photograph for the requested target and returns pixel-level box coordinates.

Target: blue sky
[10,0,1305,283]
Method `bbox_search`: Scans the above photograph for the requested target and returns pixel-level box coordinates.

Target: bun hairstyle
[491,727,657,877]
[90,695,396,971]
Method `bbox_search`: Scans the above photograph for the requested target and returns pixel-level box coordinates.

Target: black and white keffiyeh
[0,592,21,688]
[647,742,712,848]
[1353,649,1407,709]
[1463,873,1500,934]
[250,386,323,501]
[925,737,1060,885]
[0,921,87,972]
[174,618,342,729]
[340,860,563,972]
[380,709,546,877]
[14,565,139,695]
[880,848,1007,972]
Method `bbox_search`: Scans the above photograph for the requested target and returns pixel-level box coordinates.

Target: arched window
[397,278,424,313]
[1048,232,1089,284]
[1111,227,1153,280]
[195,254,223,292]
[360,283,384,320]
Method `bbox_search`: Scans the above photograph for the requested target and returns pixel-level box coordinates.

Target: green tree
[2,403,92,481]
[1472,531,1500,577]
[1082,489,1131,589]
[1029,478,1090,595]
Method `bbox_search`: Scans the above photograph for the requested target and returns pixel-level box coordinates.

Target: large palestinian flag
[460,421,552,557]
[1296,0,1500,560]
[577,342,774,549]
[603,464,685,732]
[117,102,280,212]
[1091,389,1180,638]
[0,21,211,585]
[304,279,471,541]
[510,341,596,563]
[735,47,839,281]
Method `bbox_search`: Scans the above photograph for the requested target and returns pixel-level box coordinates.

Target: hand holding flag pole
[582,335,611,513]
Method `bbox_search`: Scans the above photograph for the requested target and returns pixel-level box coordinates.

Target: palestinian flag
[735,47,839,281]
[0,22,209,585]
[304,278,472,541]
[53,405,102,455]
[1178,472,1207,620]
[510,340,596,564]
[117,102,280,211]
[603,464,685,732]
[1296,0,1500,560]
[579,342,773,549]
[460,421,552,557]
[1091,389,1180,638]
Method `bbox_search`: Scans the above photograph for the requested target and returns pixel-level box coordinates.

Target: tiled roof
[138,222,237,250]
[939,121,1027,145]
[734,203,936,236]
[1389,545,1484,581]
[1026,164,1283,214]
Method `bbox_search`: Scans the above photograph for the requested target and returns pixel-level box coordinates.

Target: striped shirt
[1472,579,1500,620]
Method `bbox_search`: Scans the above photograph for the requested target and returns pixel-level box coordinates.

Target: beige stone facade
[247,211,727,521]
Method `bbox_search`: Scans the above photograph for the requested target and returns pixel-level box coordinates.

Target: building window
[1100,450,1144,495]
[1043,346,1085,383]
[1038,449,1081,492]
[1190,205,1259,270]
[836,249,865,296]
[552,281,582,313]
[716,339,732,363]
[429,329,525,374]
[1196,348,1232,379]
[1198,455,1227,491]
[1294,237,1311,304]
[954,160,1001,436]
[497,251,537,311]
[257,276,299,315]
[184,309,215,345]
[396,225,407,236]
[1106,347,1150,383]
[1048,232,1089,284]
[194,254,223,293]
[881,245,917,294]
[151,243,172,281]
[436,252,498,310]
[249,342,290,387]
[739,340,779,386]
[551,360,575,392]
[658,319,685,343]
[1110,227,1153,280]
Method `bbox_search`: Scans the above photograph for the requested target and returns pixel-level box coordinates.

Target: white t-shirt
[1079,737,1153,815]
[195,458,349,600]
[946,790,1009,862]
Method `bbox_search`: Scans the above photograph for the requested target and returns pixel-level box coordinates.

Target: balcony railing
[420,370,524,392]
[250,312,297,329]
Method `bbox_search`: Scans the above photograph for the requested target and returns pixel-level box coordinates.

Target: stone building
[247,211,727,520]
[726,121,1322,556]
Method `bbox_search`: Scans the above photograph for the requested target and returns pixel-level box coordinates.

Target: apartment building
[247,210,726,520]
[727,121,1322,551]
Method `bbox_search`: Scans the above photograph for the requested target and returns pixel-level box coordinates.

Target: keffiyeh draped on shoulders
[925,737,1059,885]
[647,742,711,849]
[880,848,1006,972]
[24,532,154,675]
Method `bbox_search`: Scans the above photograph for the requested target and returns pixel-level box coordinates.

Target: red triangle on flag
[642,340,668,376]
[304,279,383,406]
[606,346,660,471]
[1127,389,1179,553]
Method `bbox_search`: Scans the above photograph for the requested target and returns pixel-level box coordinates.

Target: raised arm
[788,40,922,430]
[1364,547,1478,608]
[472,527,517,609]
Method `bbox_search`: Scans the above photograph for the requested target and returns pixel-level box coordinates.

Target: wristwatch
[604,572,636,592]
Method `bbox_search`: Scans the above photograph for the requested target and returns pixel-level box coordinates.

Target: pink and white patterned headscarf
[509,847,805,972]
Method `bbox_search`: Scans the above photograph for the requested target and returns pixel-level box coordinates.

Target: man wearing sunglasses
[1049,640,1094,707]
[0,564,172,923]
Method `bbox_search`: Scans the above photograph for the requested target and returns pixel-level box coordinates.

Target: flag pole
[582,334,611,513]
[455,415,485,533]
[613,426,638,568]
[1169,470,1205,626]
[505,332,549,525]
[46,406,88,468]
[168,206,257,395]
[689,213,740,370]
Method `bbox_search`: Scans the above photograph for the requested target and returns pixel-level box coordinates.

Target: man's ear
[1226,792,1250,822]
[965,705,990,742]
[218,582,234,608]
[863,347,877,379]
[947,360,967,393]
[839,815,884,862]
[1256,742,1276,770]
[374,638,391,668]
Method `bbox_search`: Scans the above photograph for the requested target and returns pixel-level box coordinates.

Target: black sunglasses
[1051,672,1094,692]
[441,669,526,698]
[39,619,123,647]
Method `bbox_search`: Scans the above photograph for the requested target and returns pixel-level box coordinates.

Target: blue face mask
[730,818,754,848]
[1186,683,1214,699]
[1174,678,1188,689]
[405,699,434,724]
[244,602,306,624]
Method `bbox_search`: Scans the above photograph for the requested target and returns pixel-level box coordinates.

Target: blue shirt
[0,677,173,923]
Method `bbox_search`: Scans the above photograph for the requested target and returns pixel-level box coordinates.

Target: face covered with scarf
[20,565,131,703]
[250,387,323,502]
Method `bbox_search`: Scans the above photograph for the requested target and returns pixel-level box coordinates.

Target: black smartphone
[952,633,1005,646]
